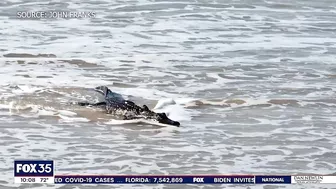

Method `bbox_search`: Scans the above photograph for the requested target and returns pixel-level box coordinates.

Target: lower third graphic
[14,160,54,183]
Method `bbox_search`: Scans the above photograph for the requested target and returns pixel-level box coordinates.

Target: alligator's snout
[170,120,180,127]
[157,113,180,127]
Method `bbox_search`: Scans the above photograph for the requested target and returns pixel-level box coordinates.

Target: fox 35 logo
[14,160,54,176]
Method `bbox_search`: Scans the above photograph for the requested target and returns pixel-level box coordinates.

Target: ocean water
[0,0,336,188]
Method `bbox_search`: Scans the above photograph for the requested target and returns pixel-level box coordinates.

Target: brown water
[1,0,336,188]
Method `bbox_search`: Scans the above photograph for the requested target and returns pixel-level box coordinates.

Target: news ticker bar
[13,160,336,184]
[15,175,336,184]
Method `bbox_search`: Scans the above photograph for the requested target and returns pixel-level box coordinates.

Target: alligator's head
[155,112,180,127]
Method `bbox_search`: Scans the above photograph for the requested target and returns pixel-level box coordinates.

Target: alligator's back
[95,87,141,116]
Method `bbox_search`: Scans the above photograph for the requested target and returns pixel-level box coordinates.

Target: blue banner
[14,160,54,177]
[54,175,256,184]
[255,176,291,184]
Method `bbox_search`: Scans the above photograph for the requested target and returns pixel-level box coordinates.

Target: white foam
[29,106,57,117]
[154,103,192,122]
[36,109,56,116]
[105,119,172,127]
[252,118,286,126]
[105,119,139,125]
[117,87,176,100]
[0,104,10,110]
[7,102,35,111]
[302,115,313,121]
[153,98,176,109]
[174,98,197,105]
[58,110,77,116]
[58,115,90,123]
[12,85,44,94]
